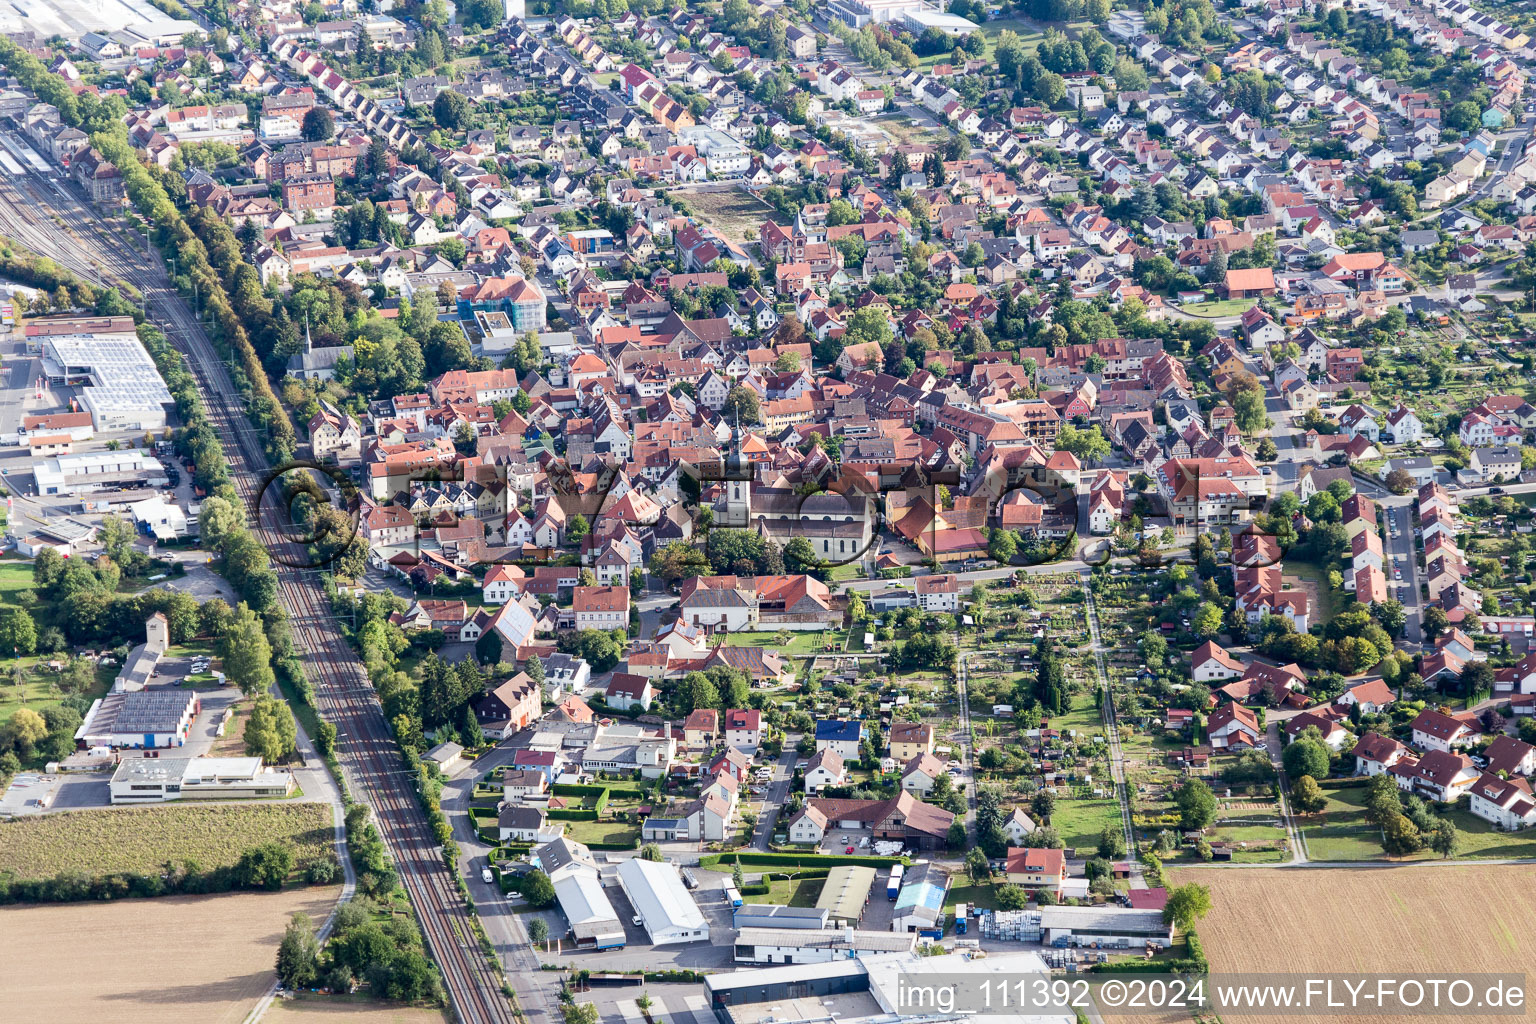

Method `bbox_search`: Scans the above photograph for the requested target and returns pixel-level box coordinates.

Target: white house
[1468,773,1536,830]
[914,573,960,612]
[803,748,846,794]
[724,708,762,753]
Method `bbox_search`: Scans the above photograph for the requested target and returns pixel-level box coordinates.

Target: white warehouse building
[616,856,709,946]
[32,449,170,497]
[40,329,174,432]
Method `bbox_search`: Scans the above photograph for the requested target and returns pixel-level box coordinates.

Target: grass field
[744,875,824,906]
[1179,298,1256,317]
[672,187,782,247]
[0,887,340,1024]
[0,803,333,880]
[561,819,641,848]
[724,630,848,655]
[1133,865,1536,1024]
[1050,797,1122,854]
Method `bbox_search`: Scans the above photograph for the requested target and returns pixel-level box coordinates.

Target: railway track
[0,160,518,1024]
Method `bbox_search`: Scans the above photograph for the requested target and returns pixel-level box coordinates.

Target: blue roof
[895,881,946,912]
[815,719,863,742]
[643,817,683,829]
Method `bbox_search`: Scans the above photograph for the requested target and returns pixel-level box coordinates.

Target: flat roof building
[38,327,174,432]
[32,449,169,497]
[109,756,296,803]
[733,926,916,964]
[616,855,709,945]
[706,949,1072,1024]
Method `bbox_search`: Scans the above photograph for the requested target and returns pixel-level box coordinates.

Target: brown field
[0,886,340,1024]
[266,996,449,1024]
[1107,866,1536,1024]
[674,187,781,246]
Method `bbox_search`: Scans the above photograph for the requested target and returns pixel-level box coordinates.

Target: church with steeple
[285,315,354,382]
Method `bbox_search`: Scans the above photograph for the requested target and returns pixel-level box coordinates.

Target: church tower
[720,409,751,527]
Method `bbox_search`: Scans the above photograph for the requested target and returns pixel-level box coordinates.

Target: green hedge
[547,808,600,821]
[701,852,908,870]
[739,882,770,895]
[586,839,641,850]
[1092,930,1207,975]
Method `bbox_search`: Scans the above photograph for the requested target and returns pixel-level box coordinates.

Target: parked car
[845,845,855,854]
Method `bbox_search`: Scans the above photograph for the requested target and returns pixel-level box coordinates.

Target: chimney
[665,721,672,740]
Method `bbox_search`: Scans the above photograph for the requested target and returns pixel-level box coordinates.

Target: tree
[639,842,664,862]
[1290,774,1325,813]
[995,884,1030,910]
[0,607,37,655]
[476,628,503,665]
[1175,777,1218,830]
[245,695,298,763]
[1097,825,1126,858]
[1422,606,1449,641]
[1380,811,1422,855]
[650,541,711,582]
[222,603,275,696]
[4,708,47,759]
[1363,772,1402,825]
[527,917,550,946]
[1162,883,1213,931]
[1192,602,1223,639]
[965,847,991,882]
[522,869,556,908]
[301,107,334,142]
[1055,423,1110,464]
[722,386,762,424]
[946,819,967,848]
[276,912,320,988]
[1385,469,1415,495]
[433,90,471,130]
[1232,387,1269,434]
[988,527,1017,564]
[236,842,294,890]
[315,720,337,758]
[1031,788,1056,823]
[1283,737,1330,782]
[1428,819,1460,859]
[783,536,824,577]
[566,514,590,544]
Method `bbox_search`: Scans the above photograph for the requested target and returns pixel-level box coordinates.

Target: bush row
[0,842,335,904]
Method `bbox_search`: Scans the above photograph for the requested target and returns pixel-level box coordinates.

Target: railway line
[0,152,519,1024]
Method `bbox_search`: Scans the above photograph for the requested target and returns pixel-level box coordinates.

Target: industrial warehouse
[108,756,296,803]
[705,949,1074,1024]
[31,315,174,432]
[530,837,626,950]
[74,689,198,749]
[616,856,708,946]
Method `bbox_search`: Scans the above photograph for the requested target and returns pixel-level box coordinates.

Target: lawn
[1047,693,1105,741]
[724,630,847,656]
[1298,780,1386,861]
[0,560,33,599]
[0,658,114,726]
[1049,797,1122,854]
[943,879,1002,912]
[744,874,824,907]
[561,819,641,847]
[1179,298,1256,317]
[0,803,333,881]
